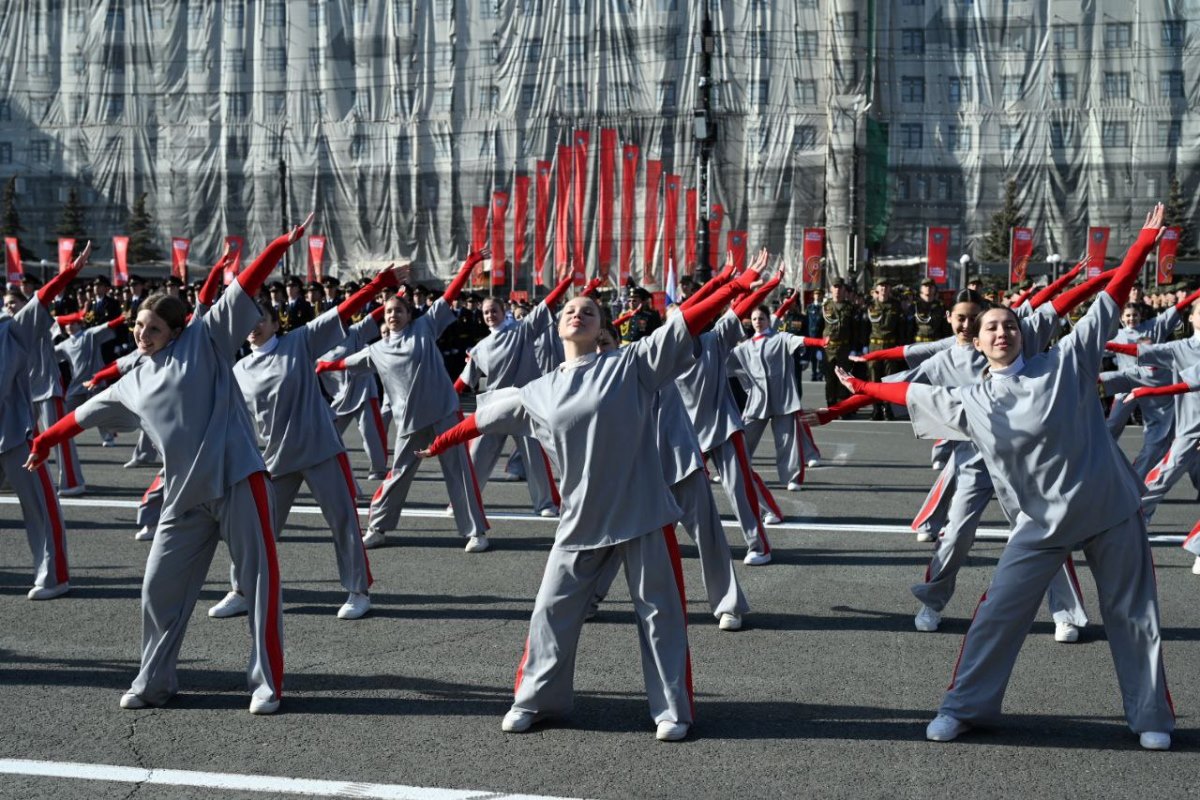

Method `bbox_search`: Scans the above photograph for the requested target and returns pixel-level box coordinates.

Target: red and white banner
[802,228,826,286]
[491,191,508,287]
[1008,227,1033,286]
[728,230,747,273]
[112,236,129,285]
[684,189,697,275]
[1157,226,1181,286]
[597,129,616,280]
[513,175,530,288]
[58,238,76,273]
[709,204,724,272]
[662,174,681,288]
[643,159,662,284]
[223,235,244,285]
[571,130,589,286]
[534,160,551,286]
[1086,226,1110,279]
[307,235,326,283]
[926,227,950,285]
[471,205,489,287]
[620,145,638,285]
[170,237,190,282]
[555,145,572,282]
[5,237,22,284]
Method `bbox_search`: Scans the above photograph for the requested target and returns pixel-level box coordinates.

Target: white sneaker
[1054,621,1080,643]
[464,534,490,553]
[208,591,248,619]
[538,507,559,518]
[786,481,803,491]
[743,550,772,566]
[916,530,937,543]
[362,527,386,549]
[914,605,941,632]
[655,721,690,741]
[501,709,537,733]
[119,692,148,710]
[710,473,722,484]
[134,526,154,541]
[101,435,117,448]
[926,713,970,742]
[337,592,370,620]
[718,613,743,631]
[367,471,388,480]
[762,510,782,525]
[1192,556,1200,575]
[807,458,821,468]
[445,504,454,517]
[1139,731,1171,750]
[58,484,86,498]
[27,582,70,601]
[123,457,154,468]
[249,696,280,715]
[932,461,945,470]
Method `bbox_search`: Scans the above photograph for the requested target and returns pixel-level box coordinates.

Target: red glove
[1028,261,1085,309]
[1106,228,1163,306]
[453,376,469,394]
[682,270,758,336]
[1051,270,1114,317]
[580,277,604,298]
[815,394,875,425]
[543,273,574,310]
[842,378,911,407]
[731,273,782,319]
[315,359,346,374]
[56,312,86,327]
[37,243,89,306]
[1009,286,1034,308]
[369,305,387,325]
[90,362,122,385]
[444,251,487,304]
[106,316,128,330]
[197,255,228,307]
[1105,342,1139,357]
[28,411,84,470]
[682,262,737,310]
[425,414,481,456]
[612,309,636,327]
[238,232,303,297]
[1130,382,1195,401]
[802,337,827,348]
[773,292,800,320]
[1175,288,1200,314]
[858,345,906,362]
[339,269,399,325]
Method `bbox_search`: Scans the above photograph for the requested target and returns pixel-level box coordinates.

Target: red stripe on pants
[1145,449,1171,486]
[248,472,285,697]
[731,433,770,552]
[54,397,81,489]
[34,462,69,584]
[141,474,162,504]
[802,420,821,458]
[336,451,374,587]
[911,471,949,531]
[946,591,988,691]
[538,446,562,508]
[660,524,695,716]
[368,398,389,463]
[513,636,531,694]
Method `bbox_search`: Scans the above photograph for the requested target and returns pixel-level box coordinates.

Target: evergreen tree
[126,192,160,263]
[980,178,1023,262]
[1,177,38,260]
[53,185,87,240]
[1164,176,1195,256]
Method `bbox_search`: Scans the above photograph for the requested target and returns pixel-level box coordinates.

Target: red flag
[1008,227,1033,286]
[307,235,326,283]
[802,228,826,286]
[170,238,189,282]
[223,235,244,285]
[555,145,572,282]
[728,230,747,272]
[58,238,76,273]
[1158,227,1181,286]
[534,161,551,286]
[1086,226,1110,279]
[572,130,590,286]
[620,144,638,285]
[643,159,662,284]
[471,205,489,286]
[112,236,129,285]
[708,204,724,271]
[662,175,681,286]
[597,129,617,280]
[4,237,21,283]
[684,188,697,275]
[491,191,508,287]
[926,227,950,285]
[513,175,530,288]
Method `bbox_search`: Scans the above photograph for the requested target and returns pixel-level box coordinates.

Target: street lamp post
[959,253,971,290]
[1047,253,1061,283]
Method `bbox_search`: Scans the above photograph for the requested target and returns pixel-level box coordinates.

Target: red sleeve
[1105,342,1139,357]
[29,411,84,467]
[237,233,296,297]
[1028,262,1084,309]
[37,264,84,306]
[197,256,228,307]
[315,359,347,374]
[369,305,386,325]
[842,376,910,406]
[1106,228,1163,306]
[580,277,604,298]
[106,316,128,330]
[802,337,827,349]
[1131,382,1195,400]
[443,253,483,304]
[731,276,781,319]
[543,273,574,310]
[682,272,758,336]
[453,376,468,394]
[612,309,636,327]
[339,271,398,325]
[1051,270,1113,317]
[1175,288,1200,313]
[56,312,85,327]
[1010,286,1033,308]
[90,361,121,384]
[773,292,800,319]
[859,345,907,362]
[815,394,875,425]
[427,414,481,456]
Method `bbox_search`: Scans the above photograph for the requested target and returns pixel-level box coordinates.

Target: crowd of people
[0,206,1193,750]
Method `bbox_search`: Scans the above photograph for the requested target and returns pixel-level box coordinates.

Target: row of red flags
[4,235,330,286]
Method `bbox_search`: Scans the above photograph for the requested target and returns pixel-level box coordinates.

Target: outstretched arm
[801,394,875,426]
[850,345,907,363]
[237,212,313,297]
[1124,382,1199,403]
[443,248,489,305]
[1028,260,1084,309]
[37,242,91,307]
[1105,205,1165,307]
[835,366,911,406]
[543,273,575,311]
[338,264,404,325]
[25,412,85,470]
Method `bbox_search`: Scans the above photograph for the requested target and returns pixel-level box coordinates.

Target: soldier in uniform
[805,288,825,380]
[281,275,315,333]
[913,279,947,343]
[866,278,904,420]
[322,276,343,313]
[621,287,662,343]
[822,279,855,407]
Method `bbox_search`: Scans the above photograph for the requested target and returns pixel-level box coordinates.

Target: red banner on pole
[58,238,76,273]
[112,236,129,285]
[597,129,616,281]
[620,144,638,285]
[708,204,724,271]
[555,145,572,283]
[534,161,551,286]
[223,235,244,285]
[572,130,589,286]
[471,205,489,286]
[1008,227,1033,286]
[728,230,747,273]
[1157,227,1181,286]
[1086,226,1110,279]
[802,228,825,286]
[513,175,530,288]
[643,159,662,284]
[307,235,326,283]
[170,238,189,282]
[491,191,508,287]
[5,237,22,283]
[926,227,951,285]
[684,188,697,275]
[662,174,681,287]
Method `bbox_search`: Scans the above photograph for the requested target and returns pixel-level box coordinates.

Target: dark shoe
[871,408,884,421]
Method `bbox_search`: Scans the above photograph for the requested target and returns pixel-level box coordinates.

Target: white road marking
[1,497,1186,543]
[0,758,585,800]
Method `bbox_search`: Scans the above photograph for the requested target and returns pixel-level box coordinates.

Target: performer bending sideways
[836,206,1174,750]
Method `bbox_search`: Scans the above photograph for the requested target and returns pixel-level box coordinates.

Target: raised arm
[444,248,489,305]
[237,213,313,298]
[681,256,738,310]
[338,265,404,325]
[1028,260,1085,309]
[417,387,531,456]
[1124,382,1200,403]
[543,273,575,311]
[1104,205,1165,307]
[36,241,91,308]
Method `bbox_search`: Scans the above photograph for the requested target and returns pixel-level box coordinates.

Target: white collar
[559,352,599,371]
[990,354,1026,380]
[250,335,279,354]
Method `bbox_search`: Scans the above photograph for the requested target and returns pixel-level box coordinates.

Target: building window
[901,29,924,55]
[188,49,205,71]
[1157,120,1182,147]
[797,31,818,57]
[1104,72,1130,99]
[1104,23,1131,49]
[901,76,925,103]
[946,124,969,151]
[1051,24,1077,50]
[1001,77,1023,102]
[0,143,10,164]
[225,49,246,73]
[72,53,86,74]
[567,37,586,60]
[309,92,325,118]
[1101,121,1129,147]
[520,83,536,109]
[795,80,817,105]
[350,134,366,159]
[1162,21,1185,47]
[309,47,324,70]
[481,85,499,111]
[1050,121,1074,148]
[899,123,922,149]
[835,59,858,84]
[1005,26,1027,50]
[71,94,85,118]
[434,88,453,113]
[523,0,542,13]
[525,38,542,62]
[186,3,204,25]
[105,6,125,31]
[1160,71,1185,99]
[267,48,287,71]
[948,76,972,104]
[566,82,587,111]
[30,55,49,76]
[265,1,286,25]
[753,79,770,106]
[1000,125,1019,152]
[1054,74,1077,102]
[794,125,817,151]
[268,92,286,114]
[0,100,10,121]
[309,1,326,27]
[226,3,244,27]
[227,135,247,159]
[392,0,411,23]
[953,24,979,51]
[936,176,953,201]
[227,92,247,118]
[897,176,910,201]
[32,141,50,163]
[435,0,452,20]
[395,134,411,161]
